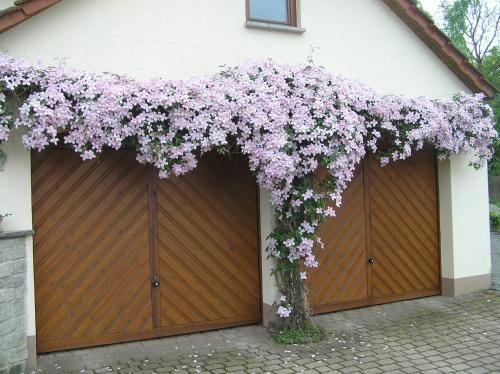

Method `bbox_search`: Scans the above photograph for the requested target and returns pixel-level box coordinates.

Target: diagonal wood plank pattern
[307,166,368,313]
[308,149,440,314]
[157,153,261,328]
[32,150,262,352]
[369,149,440,299]
[32,150,153,353]
[32,146,438,350]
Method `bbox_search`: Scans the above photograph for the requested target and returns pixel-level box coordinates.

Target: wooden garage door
[307,166,369,314]
[369,149,440,302]
[154,154,261,333]
[308,148,440,313]
[32,150,260,352]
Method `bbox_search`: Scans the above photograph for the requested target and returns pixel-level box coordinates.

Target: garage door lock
[152,277,160,287]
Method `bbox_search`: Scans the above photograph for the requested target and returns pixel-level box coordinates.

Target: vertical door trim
[256,185,264,324]
[363,157,374,300]
[148,166,161,328]
[433,149,443,294]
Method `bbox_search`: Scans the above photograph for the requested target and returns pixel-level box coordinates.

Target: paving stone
[466,367,489,374]
[315,366,331,373]
[361,369,382,374]
[438,367,457,373]
[400,367,420,373]
[379,364,401,371]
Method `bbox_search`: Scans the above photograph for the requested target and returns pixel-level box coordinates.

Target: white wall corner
[24,235,36,337]
[438,152,492,296]
[258,188,279,325]
[438,158,454,279]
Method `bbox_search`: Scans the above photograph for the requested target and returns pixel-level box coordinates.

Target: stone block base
[262,302,277,328]
[0,231,31,374]
[27,335,36,369]
[442,273,491,297]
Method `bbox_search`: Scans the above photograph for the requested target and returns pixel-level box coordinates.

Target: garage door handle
[367,258,375,264]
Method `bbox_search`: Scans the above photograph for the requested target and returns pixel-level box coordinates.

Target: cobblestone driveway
[491,231,500,290]
[35,290,500,374]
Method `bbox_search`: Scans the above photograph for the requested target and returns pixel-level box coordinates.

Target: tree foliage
[441,0,500,66]
[440,0,500,174]
[482,47,500,173]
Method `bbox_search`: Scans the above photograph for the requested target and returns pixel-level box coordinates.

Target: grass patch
[271,323,326,344]
[491,210,500,230]
[489,198,500,231]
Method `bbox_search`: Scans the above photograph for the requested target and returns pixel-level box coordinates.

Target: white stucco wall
[439,155,491,280]
[0,130,32,232]
[258,189,278,307]
[0,0,490,334]
[0,0,469,96]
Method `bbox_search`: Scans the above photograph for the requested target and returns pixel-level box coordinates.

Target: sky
[420,0,442,18]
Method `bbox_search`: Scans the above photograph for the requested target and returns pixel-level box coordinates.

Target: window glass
[248,0,288,23]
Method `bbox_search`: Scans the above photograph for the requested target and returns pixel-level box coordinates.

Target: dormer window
[246,0,297,27]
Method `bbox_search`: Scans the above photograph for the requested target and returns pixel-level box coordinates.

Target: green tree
[440,0,500,174]
[481,46,500,87]
[441,0,499,67]
[482,47,500,173]
[441,0,475,61]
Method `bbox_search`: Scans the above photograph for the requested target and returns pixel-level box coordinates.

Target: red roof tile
[0,0,60,33]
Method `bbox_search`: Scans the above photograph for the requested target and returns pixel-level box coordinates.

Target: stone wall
[0,231,30,374]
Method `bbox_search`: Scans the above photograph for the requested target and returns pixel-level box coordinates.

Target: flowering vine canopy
[0,54,496,323]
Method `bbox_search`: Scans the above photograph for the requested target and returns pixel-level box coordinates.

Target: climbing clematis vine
[0,54,496,330]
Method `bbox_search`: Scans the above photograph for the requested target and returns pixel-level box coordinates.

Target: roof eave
[0,0,60,34]
[383,0,497,98]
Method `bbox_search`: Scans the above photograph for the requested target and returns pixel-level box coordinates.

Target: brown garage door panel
[369,150,440,301]
[32,150,153,353]
[307,166,369,314]
[156,154,261,330]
